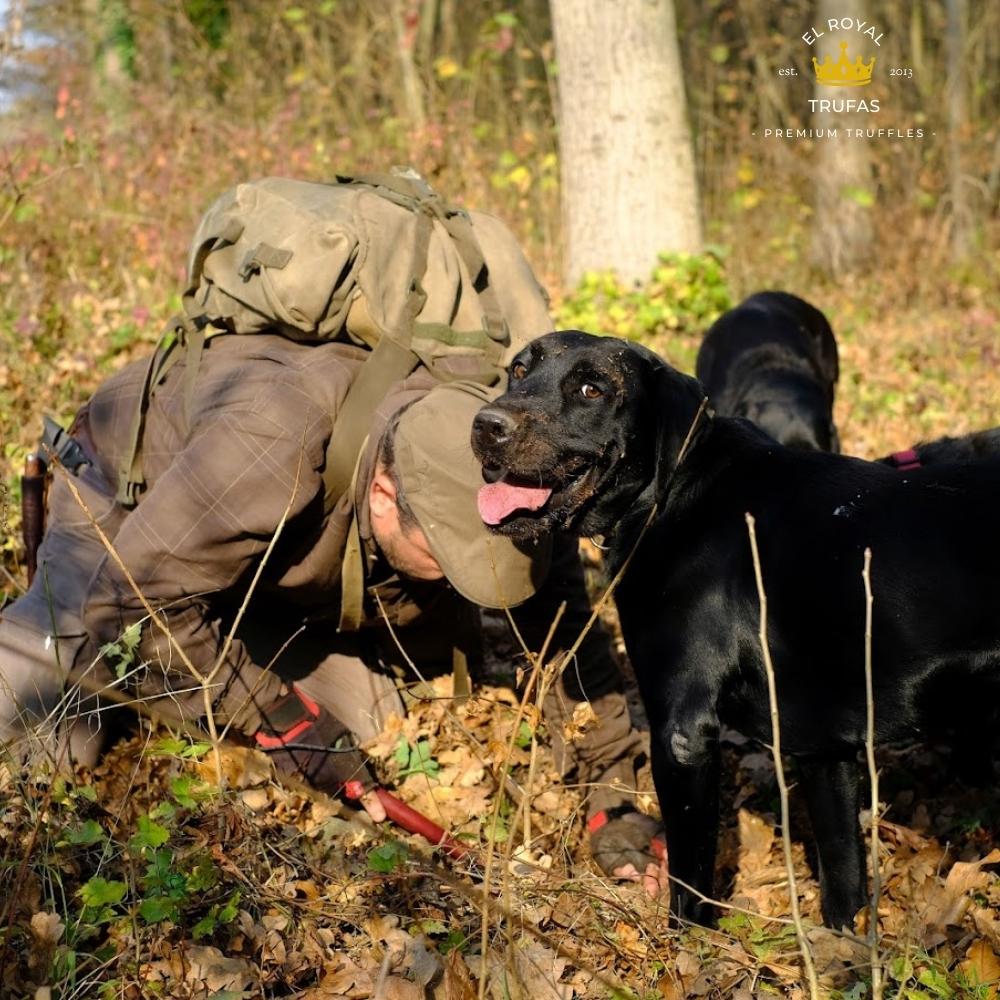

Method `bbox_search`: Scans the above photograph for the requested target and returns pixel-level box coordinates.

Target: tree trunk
[946,0,970,260]
[550,0,702,287]
[809,0,875,277]
[389,0,425,128]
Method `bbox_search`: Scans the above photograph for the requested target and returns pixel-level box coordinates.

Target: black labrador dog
[471,330,1000,929]
[696,291,840,452]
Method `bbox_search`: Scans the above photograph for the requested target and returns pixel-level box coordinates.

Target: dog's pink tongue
[478,481,553,525]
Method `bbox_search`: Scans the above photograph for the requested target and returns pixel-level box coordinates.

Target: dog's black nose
[473,407,518,449]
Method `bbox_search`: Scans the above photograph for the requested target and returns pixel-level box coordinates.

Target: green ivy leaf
[514,721,534,749]
[218,890,241,924]
[60,819,105,847]
[120,620,141,653]
[170,775,210,808]
[150,800,177,822]
[142,849,186,898]
[73,783,98,803]
[138,896,178,924]
[844,186,875,208]
[79,877,127,908]
[890,956,914,982]
[130,814,170,853]
[192,912,217,939]
[396,739,440,778]
[441,928,468,954]
[185,854,220,893]
[368,841,408,873]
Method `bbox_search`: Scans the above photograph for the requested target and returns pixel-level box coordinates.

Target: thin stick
[745,513,820,1000]
[862,547,883,1000]
[209,443,304,684]
[477,603,566,1000]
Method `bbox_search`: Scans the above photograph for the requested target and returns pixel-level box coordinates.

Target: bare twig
[745,513,820,1000]
[478,602,566,1000]
[862,547,884,1000]
[0,562,25,595]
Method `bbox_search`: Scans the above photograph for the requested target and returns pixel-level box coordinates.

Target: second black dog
[696,291,840,451]
[472,330,1000,929]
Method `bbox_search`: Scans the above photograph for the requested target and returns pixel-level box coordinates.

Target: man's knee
[0,611,99,764]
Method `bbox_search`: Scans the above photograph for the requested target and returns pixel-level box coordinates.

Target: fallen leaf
[959,940,1000,1000]
[29,912,64,946]
[196,746,272,788]
[382,976,423,1000]
[658,971,685,1000]
[737,808,775,870]
[512,940,571,1000]
[319,958,375,997]
[562,701,598,743]
[443,949,477,1000]
[936,848,1000,928]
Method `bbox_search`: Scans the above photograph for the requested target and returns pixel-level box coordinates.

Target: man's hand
[612,856,669,899]
[589,808,669,899]
[255,686,374,799]
[358,788,387,823]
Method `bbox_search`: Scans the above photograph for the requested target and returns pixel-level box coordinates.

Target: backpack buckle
[239,243,293,281]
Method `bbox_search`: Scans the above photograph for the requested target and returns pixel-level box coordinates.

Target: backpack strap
[338,436,370,633]
[319,176,437,510]
[116,316,190,505]
[117,316,219,506]
[338,172,509,347]
[436,209,508,345]
[321,336,422,510]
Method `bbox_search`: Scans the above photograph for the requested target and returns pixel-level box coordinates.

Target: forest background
[0,2,998,998]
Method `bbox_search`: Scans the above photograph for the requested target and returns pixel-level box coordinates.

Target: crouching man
[0,332,664,892]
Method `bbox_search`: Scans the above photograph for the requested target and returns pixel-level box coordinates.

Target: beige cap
[392,381,552,609]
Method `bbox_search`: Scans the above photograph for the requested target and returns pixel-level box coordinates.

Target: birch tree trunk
[550,0,702,287]
[810,0,874,277]
[946,0,970,260]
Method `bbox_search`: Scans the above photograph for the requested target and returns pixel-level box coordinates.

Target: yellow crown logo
[812,41,875,87]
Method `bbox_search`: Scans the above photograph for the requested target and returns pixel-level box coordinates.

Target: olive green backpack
[118,170,552,510]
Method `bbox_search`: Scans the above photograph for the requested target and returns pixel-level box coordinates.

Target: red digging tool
[342,780,469,860]
[374,787,470,860]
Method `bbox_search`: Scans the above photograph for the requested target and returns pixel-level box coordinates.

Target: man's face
[368,462,444,581]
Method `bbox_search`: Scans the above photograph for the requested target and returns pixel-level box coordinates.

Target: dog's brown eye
[511,361,527,380]
[580,383,603,399]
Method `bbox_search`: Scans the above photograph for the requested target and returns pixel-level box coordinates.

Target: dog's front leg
[797,754,866,929]
[648,694,721,926]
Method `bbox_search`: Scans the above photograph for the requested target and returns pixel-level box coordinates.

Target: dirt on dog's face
[471,331,666,540]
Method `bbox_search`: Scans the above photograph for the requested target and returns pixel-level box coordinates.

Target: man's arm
[82,401,330,734]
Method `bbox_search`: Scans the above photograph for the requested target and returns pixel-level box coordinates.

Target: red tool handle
[374,788,469,860]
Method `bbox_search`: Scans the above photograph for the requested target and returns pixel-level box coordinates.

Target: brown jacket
[83,335,436,684]
[66,333,639,802]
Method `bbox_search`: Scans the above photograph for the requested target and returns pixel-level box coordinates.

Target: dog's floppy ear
[649,361,709,500]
